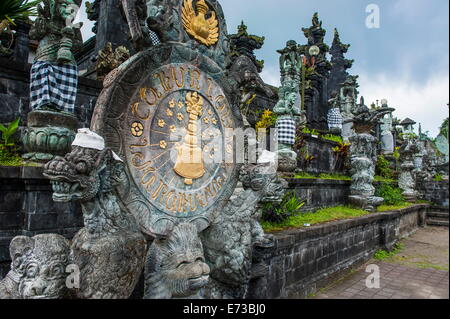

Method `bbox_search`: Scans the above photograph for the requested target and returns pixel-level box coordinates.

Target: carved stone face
[146,0,169,30]
[145,223,210,298]
[56,0,79,22]
[44,146,103,203]
[10,234,71,299]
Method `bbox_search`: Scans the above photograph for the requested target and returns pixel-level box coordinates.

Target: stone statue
[398,134,420,201]
[121,0,155,51]
[23,0,82,162]
[348,102,394,211]
[327,90,343,134]
[144,223,210,299]
[274,40,305,172]
[274,84,302,172]
[228,22,273,121]
[96,42,131,82]
[30,0,83,65]
[277,40,302,82]
[43,129,147,299]
[0,234,71,299]
[379,100,395,155]
[339,75,359,142]
[201,162,287,298]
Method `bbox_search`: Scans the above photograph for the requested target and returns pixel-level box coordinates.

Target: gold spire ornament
[182,0,219,46]
[173,92,206,185]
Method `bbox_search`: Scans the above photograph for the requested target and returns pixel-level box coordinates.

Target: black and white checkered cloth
[30,61,78,113]
[276,118,296,145]
[327,108,343,129]
[149,30,161,45]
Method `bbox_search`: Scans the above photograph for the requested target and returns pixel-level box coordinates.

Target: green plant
[375,182,405,205]
[393,147,400,161]
[374,242,404,261]
[261,192,305,223]
[377,203,414,212]
[332,141,351,171]
[375,155,393,179]
[301,127,319,136]
[433,174,444,182]
[0,118,19,147]
[261,206,369,232]
[255,109,277,130]
[0,0,39,24]
[321,134,343,144]
[0,118,22,166]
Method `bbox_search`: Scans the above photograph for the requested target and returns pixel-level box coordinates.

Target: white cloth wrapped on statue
[276,118,296,145]
[30,61,78,113]
[327,108,343,130]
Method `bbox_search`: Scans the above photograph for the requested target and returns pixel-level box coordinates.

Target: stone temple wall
[0,166,83,278]
[246,204,428,299]
[416,181,449,208]
[0,57,102,131]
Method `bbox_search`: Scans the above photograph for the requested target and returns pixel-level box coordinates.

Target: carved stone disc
[91,44,242,237]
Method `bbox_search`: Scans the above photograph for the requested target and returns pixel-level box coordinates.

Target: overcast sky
[75,0,449,137]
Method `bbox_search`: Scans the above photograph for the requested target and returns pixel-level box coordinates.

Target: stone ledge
[271,204,429,243]
[287,178,351,186]
[0,165,45,180]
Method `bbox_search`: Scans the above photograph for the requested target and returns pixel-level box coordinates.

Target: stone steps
[427,212,449,219]
[426,208,449,227]
[427,219,449,227]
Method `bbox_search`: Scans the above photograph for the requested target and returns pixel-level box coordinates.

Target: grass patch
[373,242,404,261]
[293,172,351,181]
[261,206,369,232]
[0,152,41,167]
[377,202,414,212]
[321,134,343,144]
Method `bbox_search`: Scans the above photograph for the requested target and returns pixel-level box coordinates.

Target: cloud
[260,66,280,87]
[358,72,449,137]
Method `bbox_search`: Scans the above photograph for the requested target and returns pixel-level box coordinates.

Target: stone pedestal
[22,110,78,162]
[348,155,383,212]
[342,119,354,142]
[399,160,417,202]
[381,131,394,155]
[348,129,384,212]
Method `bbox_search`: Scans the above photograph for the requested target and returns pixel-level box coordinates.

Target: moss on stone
[261,206,369,232]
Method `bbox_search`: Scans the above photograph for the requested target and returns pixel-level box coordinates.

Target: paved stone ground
[312,227,449,299]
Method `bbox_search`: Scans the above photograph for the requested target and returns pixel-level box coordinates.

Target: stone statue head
[240,164,286,201]
[9,234,71,299]
[44,145,125,203]
[144,223,210,299]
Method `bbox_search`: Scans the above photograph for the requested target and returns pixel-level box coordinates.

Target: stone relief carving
[0,234,71,299]
[144,222,210,299]
[96,42,131,82]
[43,129,147,299]
[201,163,287,298]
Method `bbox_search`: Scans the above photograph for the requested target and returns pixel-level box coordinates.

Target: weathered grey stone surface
[0,166,83,279]
[201,164,286,298]
[44,146,147,299]
[348,104,394,211]
[246,204,428,299]
[0,234,71,299]
[144,222,210,299]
